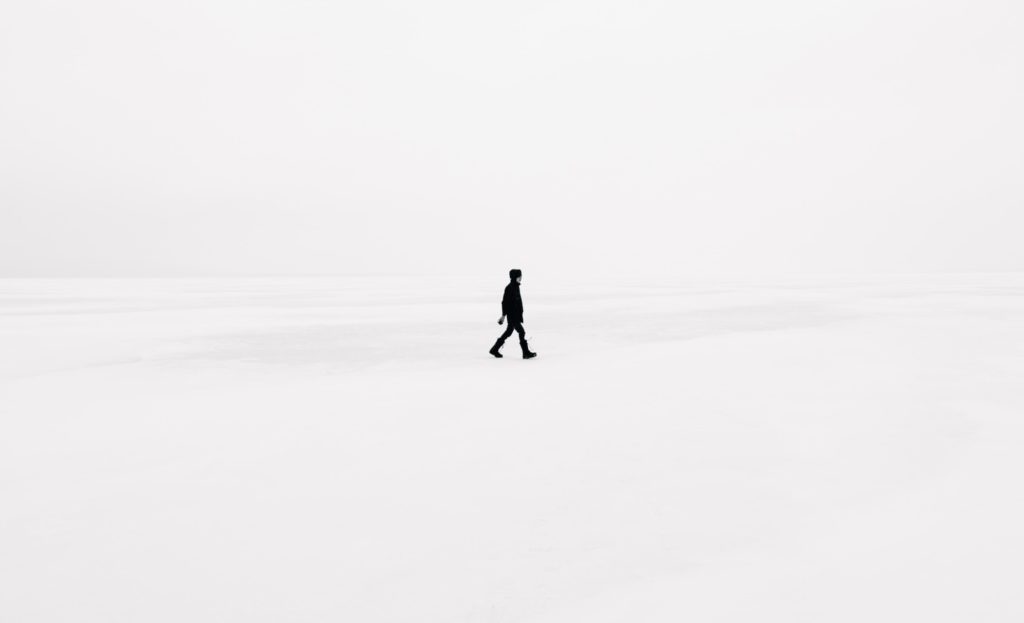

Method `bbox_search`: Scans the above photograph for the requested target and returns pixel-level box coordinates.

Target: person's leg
[490,322,516,357]
[515,321,536,358]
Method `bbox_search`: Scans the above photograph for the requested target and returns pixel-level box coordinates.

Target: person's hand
[497,316,504,325]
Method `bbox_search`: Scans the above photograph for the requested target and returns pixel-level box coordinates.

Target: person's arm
[499,286,509,323]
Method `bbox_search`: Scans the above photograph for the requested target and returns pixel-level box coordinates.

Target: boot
[520,339,537,359]
[489,339,505,358]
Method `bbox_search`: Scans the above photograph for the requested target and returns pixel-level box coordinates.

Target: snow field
[2,275,1023,621]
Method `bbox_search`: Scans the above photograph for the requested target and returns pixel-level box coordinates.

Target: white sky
[1,0,1022,278]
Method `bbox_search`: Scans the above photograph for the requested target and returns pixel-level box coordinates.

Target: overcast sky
[1,0,1021,278]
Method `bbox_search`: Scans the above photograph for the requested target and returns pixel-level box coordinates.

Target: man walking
[489,268,537,359]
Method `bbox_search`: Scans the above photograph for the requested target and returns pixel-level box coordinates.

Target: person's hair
[509,268,522,280]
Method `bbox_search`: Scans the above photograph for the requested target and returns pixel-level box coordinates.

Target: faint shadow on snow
[158,320,472,372]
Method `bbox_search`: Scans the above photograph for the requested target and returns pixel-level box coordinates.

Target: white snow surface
[2,274,1023,622]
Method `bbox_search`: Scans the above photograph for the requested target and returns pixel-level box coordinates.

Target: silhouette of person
[490,268,537,359]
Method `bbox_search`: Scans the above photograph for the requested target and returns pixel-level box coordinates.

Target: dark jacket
[502,281,524,323]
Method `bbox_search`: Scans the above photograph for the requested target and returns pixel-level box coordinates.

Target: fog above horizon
[1,1,1021,279]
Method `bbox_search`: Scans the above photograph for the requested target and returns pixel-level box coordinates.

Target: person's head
[509,268,522,283]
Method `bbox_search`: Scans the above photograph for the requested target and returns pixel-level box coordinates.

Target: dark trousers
[497,319,526,345]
